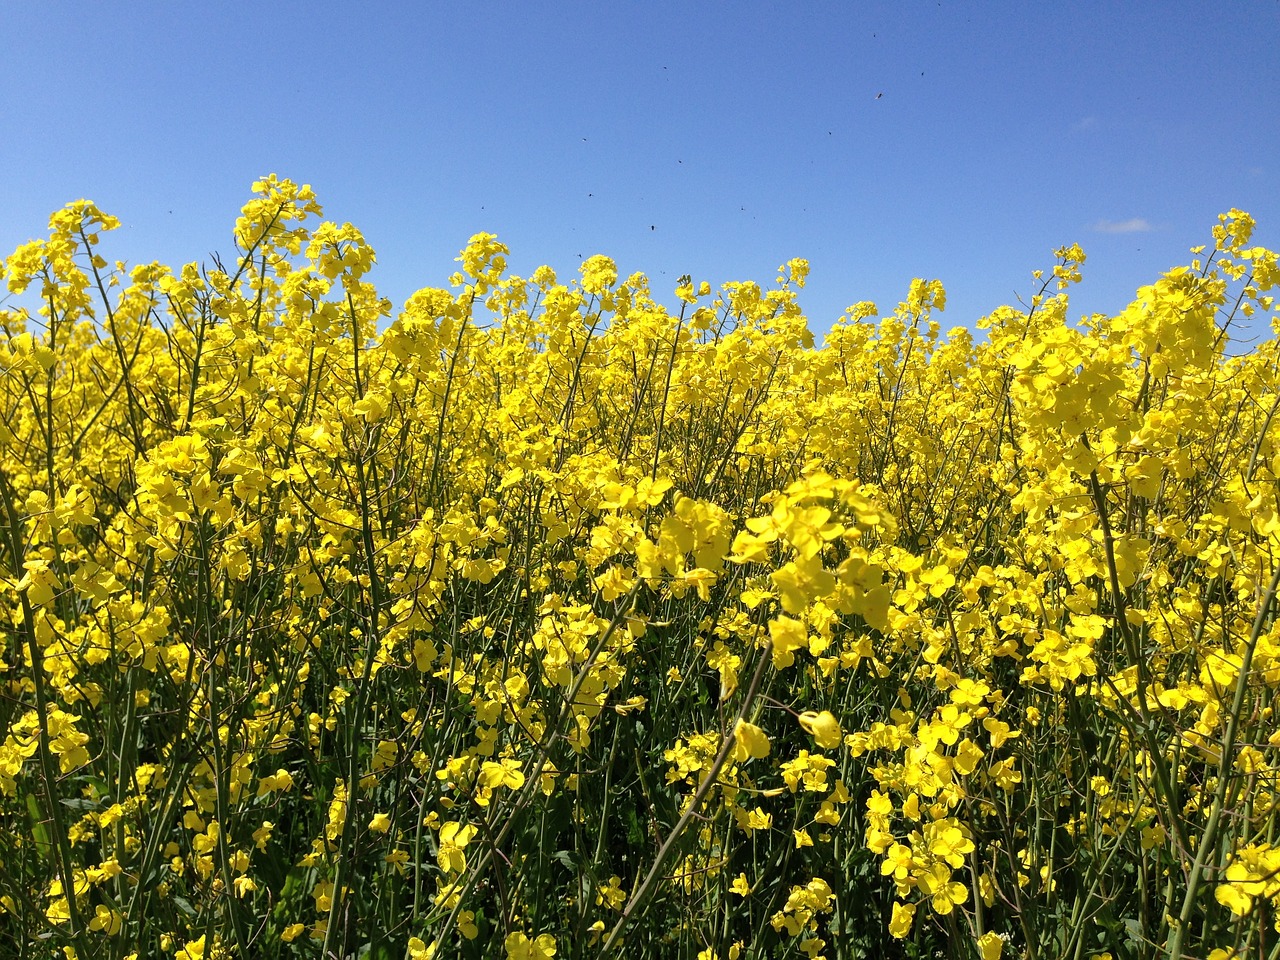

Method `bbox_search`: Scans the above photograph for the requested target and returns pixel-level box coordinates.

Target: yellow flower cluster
[1,180,1277,959]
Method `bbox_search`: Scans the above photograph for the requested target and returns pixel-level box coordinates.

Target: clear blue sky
[3,1,1277,342]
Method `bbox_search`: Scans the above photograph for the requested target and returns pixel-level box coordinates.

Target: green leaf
[26,793,51,861]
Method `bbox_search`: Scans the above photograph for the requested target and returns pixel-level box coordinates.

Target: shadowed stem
[598,642,772,957]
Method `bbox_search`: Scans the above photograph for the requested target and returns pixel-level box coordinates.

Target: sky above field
[3,1,1278,343]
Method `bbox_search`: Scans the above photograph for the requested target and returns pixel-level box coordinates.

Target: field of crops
[1,176,1279,960]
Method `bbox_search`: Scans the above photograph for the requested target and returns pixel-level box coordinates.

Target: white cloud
[1071,116,1098,132]
[1091,218,1153,234]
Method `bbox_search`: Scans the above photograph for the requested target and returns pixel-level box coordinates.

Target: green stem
[599,643,771,957]
[1166,558,1280,959]
[0,467,85,939]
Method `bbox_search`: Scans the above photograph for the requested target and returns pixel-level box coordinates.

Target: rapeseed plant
[0,179,1277,959]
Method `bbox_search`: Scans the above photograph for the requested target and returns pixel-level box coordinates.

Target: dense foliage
[1,177,1279,960]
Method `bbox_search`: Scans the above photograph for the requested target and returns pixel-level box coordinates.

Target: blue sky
[3,1,1277,343]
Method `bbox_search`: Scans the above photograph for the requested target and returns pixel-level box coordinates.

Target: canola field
[1,177,1279,960]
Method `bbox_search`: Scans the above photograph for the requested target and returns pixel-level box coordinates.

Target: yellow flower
[480,758,526,791]
[735,806,773,833]
[888,901,915,938]
[918,862,968,915]
[252,822,274,851]
[459,911,479,939]
[88,904,121,935]
[579,255,618,295]
[768,616,810,668]
[780,751,836,793]
[367,813,392,834]
[596,875,626,911]
[504,931,557,960]
[257,768,295,796]
[797,710,842,749]
[881,843,913,883]
[733,719,771,760]
[437,821,476,873]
